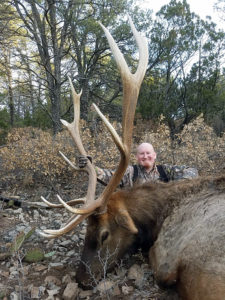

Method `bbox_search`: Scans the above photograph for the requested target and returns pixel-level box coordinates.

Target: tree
[137,0,225,137]
[12,0,75,134]
[0,2,17,127]
[9,0,151,132]
[64,0,153,122]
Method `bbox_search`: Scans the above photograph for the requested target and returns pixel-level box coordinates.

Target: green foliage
[1,0,224,136]
[32,106,52,130]
[24,248,55,263]
[10,227,36,254]
[136,0,225,137]
[0,108,10,144]
[0,291,7,299]
[24,248,45,263]
[0,108,10,129]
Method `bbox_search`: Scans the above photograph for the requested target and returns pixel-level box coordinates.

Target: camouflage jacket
[96,163,198,188]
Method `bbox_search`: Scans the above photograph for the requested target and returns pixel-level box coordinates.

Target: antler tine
[60,78,97,205]
[38,214,90,238]
[40,196,85,208]
[92,17,148,210]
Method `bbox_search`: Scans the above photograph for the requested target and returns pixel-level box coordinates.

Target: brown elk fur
[76,174,225,299]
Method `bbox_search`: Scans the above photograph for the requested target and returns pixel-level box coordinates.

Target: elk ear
[115,209,138,234]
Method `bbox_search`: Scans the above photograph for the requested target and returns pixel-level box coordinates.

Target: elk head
[38,17,148,288]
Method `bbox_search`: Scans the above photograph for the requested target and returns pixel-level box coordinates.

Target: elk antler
[38,17,148,238]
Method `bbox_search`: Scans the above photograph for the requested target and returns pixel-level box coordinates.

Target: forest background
[0,0,225,188]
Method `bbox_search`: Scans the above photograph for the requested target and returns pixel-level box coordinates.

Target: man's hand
[78,155,92,168]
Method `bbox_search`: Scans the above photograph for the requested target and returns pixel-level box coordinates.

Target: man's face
[136,143,156,171]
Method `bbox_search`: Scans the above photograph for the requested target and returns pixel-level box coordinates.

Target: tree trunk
[4,49,14,127]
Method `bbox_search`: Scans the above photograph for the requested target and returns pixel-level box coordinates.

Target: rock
[1,270,9,277]
[13,208,23,215]
[47,288,60,297]
[9,292,19,300]
[127,264,144,286]
[22,265,30,276]
[60,240,71,247]
[62,282,79,300]
[3,230,18,242]
[69,271,76,278]
[66,250,75,257]
[112,285,121,296]
[0,252,10,261]
[30,286,45,299]
[46,239,55,248]
[80,228,86,235]
[34,264,48,272]
[62,274,72,284]
[32,210,39,220]
[30,286,39,299]
[53,220,62,229]
[9,266,19,278]
[58,246,67,252]
[96,279,114,293]
[48,262,64,270]
[79,289,93,299]
[71,235,79,242]
[79,234,85,240]
[121,285,134,295]
[45,275,61,287]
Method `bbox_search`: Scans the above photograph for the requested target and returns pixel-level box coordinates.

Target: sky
[139,0,224,30]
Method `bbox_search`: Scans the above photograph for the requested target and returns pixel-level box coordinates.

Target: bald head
[136,143,157,172]
[137,143,155,154]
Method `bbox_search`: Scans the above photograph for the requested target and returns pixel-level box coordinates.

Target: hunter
[78,142,198,188]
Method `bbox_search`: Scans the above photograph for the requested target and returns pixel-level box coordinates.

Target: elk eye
[101,231,109,244]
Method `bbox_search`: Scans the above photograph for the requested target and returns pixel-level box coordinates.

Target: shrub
[0,115,224,187]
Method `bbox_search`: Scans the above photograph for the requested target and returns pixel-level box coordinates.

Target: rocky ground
[0,176,179,300]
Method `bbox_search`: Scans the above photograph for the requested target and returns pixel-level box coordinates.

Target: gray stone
[48,262,64,270]
[66,250,75,257]
[30,286,45,299]
[62,282,79,300]
[47,288,60,297]
[10,292,19,300]
[44,275,61,287]
[96,280,114,293]
[79,289,93,299]
[128,264,144,285]
[121,285,134,295]
[71,235,79,242]
[60,240,71,247]
[62,274,72,284]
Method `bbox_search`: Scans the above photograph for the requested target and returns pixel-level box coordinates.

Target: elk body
[38,18,225,300]
[76,174,225,300]
[149,174,225,300]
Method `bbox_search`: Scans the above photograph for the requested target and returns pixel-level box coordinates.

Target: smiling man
[78,142,198,188]
[136,143,156,172]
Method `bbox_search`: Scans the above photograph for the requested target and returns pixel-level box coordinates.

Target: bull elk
[38,18,225,300]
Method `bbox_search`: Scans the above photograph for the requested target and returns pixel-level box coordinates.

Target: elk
[38,18,225,300]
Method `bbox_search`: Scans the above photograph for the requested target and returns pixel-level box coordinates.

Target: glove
[78,155,92,168]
